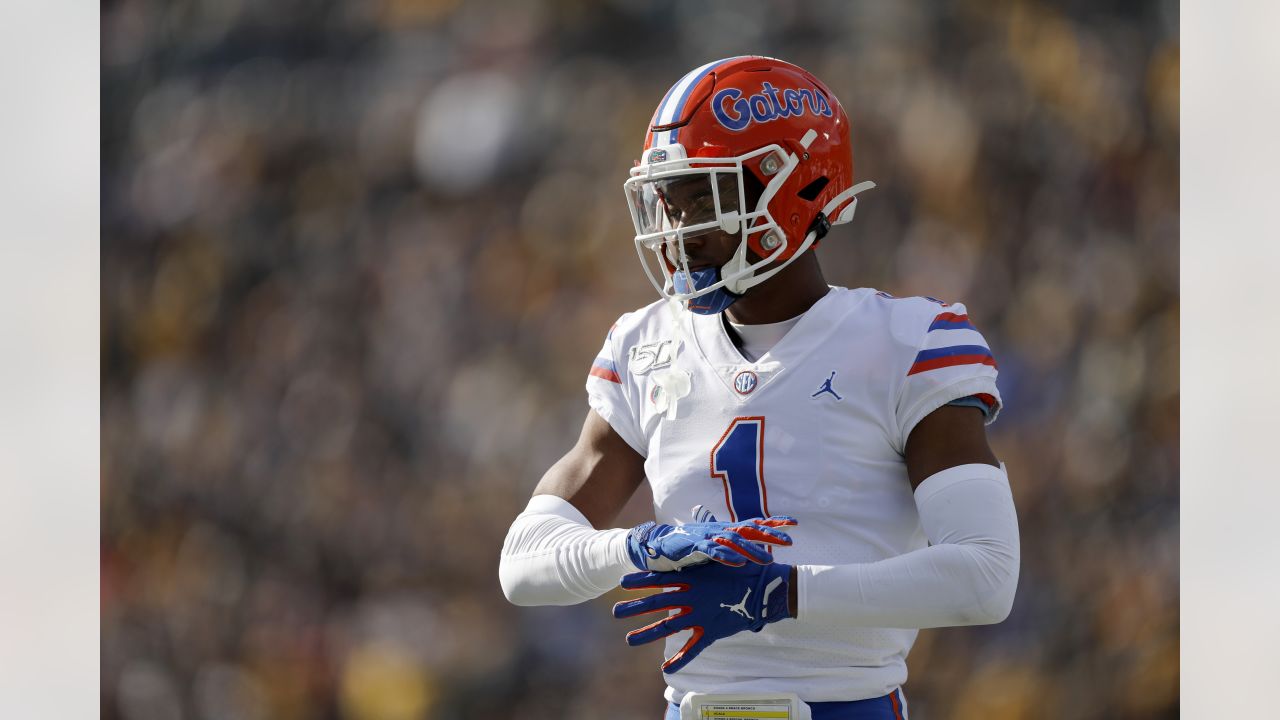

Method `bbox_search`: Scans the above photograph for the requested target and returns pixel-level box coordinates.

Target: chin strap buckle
[808,212,831,242]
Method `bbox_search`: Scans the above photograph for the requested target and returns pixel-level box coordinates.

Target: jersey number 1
[711,417,768,521]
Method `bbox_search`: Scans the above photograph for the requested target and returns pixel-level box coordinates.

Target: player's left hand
[625,506,797,572]
[613,560,793,674]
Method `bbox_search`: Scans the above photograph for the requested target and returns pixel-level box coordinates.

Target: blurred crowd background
[101,1,1179,718]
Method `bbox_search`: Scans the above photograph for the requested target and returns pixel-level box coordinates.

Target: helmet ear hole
[797,176,829,202]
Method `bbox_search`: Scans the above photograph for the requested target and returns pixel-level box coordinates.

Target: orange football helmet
[624,56,875,313]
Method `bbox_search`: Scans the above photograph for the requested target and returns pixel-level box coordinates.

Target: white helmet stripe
[657,60,718,125]
[651,57,747,146]
[647,81,681,148]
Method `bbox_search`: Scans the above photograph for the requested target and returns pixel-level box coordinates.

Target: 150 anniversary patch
[628,340,674,375]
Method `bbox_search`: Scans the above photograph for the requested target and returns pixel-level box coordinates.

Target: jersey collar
[688,287,857,397]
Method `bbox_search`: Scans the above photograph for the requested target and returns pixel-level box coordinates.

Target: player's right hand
[613,558,794,673]
[625,505,797,572]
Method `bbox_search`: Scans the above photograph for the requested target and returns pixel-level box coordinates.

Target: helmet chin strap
[718,180,877,296]
[722,238,754,295]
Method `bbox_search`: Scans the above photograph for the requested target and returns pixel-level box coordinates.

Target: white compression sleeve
[499,494,636,606]
[799,463,1020,628]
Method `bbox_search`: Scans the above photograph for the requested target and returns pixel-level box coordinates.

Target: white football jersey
[586,286,1002,704]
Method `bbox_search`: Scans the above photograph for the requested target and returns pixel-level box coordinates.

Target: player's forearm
[798,541,1017,627]
[499,494,634,606]
[797,463,1020,628]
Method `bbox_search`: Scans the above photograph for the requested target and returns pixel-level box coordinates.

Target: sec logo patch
[733,370,758,395]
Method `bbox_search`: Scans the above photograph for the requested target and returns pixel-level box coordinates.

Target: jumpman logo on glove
[625,507,796,571]
[614,560,793,673]
[720,588,753,620]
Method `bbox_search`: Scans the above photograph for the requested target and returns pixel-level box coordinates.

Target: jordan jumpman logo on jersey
[720,588,753,620]
[812,371,842,400]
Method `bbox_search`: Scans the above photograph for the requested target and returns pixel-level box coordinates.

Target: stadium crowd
[102,1,1179,718]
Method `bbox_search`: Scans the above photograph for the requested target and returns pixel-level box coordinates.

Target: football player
[500,56,1019,720]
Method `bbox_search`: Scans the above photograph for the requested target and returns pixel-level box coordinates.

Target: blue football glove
[625,505,797,571]
[613,560,793,673]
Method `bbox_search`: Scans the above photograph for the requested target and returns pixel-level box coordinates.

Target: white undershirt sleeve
[499,494,636,607]
[799,463,1020,628]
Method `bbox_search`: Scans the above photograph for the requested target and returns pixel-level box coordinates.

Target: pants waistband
[665,689,907,720]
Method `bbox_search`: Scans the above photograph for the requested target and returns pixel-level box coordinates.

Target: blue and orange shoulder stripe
[588,317,628,384]
[589,356,622,384]
[907,306,998,376]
